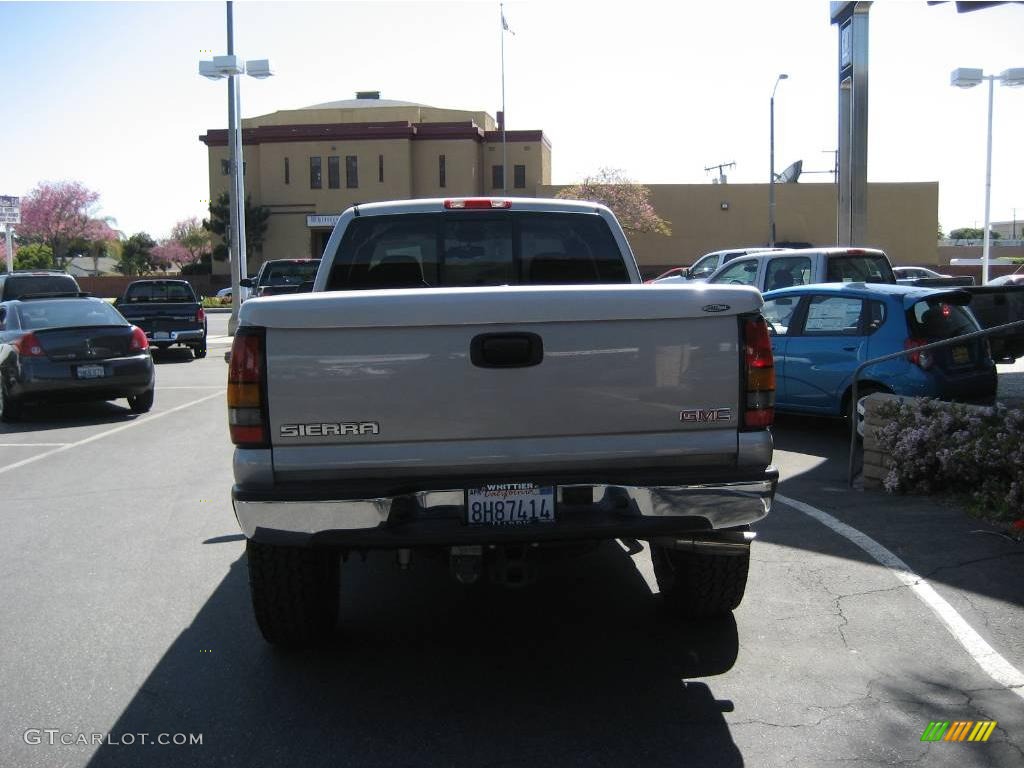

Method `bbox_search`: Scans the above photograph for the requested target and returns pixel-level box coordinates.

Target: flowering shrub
[873,398,1024,523]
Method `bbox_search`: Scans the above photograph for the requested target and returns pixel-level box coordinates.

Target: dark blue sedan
[761,282,997,417]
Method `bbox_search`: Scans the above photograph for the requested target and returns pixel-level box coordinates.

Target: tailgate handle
[471,333,543,368]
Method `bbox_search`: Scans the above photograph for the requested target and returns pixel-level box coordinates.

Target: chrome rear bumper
[233,471,777,545]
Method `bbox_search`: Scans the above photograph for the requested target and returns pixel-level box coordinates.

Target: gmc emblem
[679,408,733,423]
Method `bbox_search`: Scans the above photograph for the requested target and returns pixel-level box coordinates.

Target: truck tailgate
[243,284,762,480]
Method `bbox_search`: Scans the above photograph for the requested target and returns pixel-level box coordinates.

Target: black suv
[0,270,81,301]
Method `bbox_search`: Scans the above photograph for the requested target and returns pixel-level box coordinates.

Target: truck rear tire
[651,543,750,618]
[246,540,340,648]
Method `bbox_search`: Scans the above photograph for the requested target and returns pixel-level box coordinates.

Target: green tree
[115,232,157,276]
[202,192,270,272]
[14,242,55,270]
[949,227,1000,241]
[555,168,671,236]
[937,222,945,240]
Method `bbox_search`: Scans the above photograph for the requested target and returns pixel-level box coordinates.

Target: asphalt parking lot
[0,312,1020,768]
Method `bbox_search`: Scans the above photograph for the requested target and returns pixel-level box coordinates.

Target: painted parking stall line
[777,493,1024,702]
[0,392,223,476]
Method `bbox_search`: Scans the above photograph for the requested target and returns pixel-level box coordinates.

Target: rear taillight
[14,332,46,357]
[904,338,933,369]
[196,307,206,324]
[743,317,775,429]
[227,328,268,447]
[129,326,149,352]
[444,198,512,209]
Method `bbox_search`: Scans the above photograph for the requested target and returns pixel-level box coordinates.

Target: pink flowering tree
[169,217,212,267]
[555,168,671,236]
[151,240,192,273]
[18,181,116,267]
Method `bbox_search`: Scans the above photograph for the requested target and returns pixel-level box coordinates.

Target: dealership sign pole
[0,195,20,274]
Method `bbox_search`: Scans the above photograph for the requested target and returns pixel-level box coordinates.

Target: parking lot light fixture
[950,66,1023,285]
[198,3,273,335]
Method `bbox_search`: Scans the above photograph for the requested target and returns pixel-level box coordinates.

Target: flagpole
[500,2,507,194]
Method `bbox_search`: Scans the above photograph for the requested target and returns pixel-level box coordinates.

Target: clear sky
[1,0,1022,240]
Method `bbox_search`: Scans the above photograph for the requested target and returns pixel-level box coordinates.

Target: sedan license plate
[952,345,970,365]
[76,364,106,379]
[466,483,555,526]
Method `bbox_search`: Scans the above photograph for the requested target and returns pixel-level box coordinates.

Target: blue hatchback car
[760,283,997,417]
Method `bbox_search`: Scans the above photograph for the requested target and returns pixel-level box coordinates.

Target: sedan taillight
[129,326,149,352]
[14,332,46,357]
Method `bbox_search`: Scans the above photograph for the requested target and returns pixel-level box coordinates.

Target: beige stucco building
[201,93,940,278]
[199,92,552,273]
[539,181,940,277]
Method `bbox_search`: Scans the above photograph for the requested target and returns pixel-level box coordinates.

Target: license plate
[466,483,555,526]
[77,364,106,379]
[952,345,970,364]
[154,332,170,340]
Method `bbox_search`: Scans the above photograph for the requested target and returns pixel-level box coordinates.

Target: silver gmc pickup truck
[228,198,778,647]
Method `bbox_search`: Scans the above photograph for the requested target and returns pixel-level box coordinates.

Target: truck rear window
[326,212,629,290]
[124,282,196,303]
[826,255,895,284]
[3,275,79,300]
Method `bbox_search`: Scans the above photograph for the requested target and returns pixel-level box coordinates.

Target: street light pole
[769,73,788,247]
[951,66,1024,284]
[200,2,272,334]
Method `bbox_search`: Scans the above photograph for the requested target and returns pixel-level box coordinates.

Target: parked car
[706,247,896,291]
[113,279,207,358]
[893,266,974,287]
[987,272,1024,287]
[0,295,155,421]
[242,258,321,298]
[0,270,81,301]
[652,247,784,284]
[760,282,996,418]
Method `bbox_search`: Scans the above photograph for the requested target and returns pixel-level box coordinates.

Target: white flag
[501,10,515,35]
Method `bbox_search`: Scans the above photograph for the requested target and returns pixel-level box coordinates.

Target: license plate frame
[465,483,556,526]
[76,364,106,380]
[952,345,970,365]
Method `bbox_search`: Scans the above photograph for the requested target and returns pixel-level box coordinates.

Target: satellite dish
[778,160,803,183]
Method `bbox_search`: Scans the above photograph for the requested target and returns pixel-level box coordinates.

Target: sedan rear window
[17,300,126,330]
[326,212,628,290]
[908,299,978,340]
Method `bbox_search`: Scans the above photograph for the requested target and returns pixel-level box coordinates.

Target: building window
[346,155,358,188]
[220,159,230,175]
[328,156,340,189]
[310,156,322,189]
[514,164,526,189]
[284,157,290,184]
[439,155,447,188]
[491,164,504,190]
[378,154,384,183]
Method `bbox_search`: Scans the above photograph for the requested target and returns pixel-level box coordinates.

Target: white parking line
[0,392,223,476]
[777,493,1024,702]
[0,443,71,447]
[207,335,233,345]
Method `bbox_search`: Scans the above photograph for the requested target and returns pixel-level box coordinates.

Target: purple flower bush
[873,398,1024,522]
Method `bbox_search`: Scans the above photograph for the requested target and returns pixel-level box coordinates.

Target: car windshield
[326,212,628,289]
[3,275,79,300]
[826,255,896,284]
[260,262,320,286]
[908,298,978,340]
[124,282,196,303]
[17,300,126,330]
